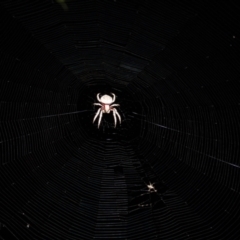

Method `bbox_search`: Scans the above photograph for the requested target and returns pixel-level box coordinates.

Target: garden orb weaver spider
[93,93,121,128]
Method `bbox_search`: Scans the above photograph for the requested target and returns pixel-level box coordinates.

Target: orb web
[0,1,240,239]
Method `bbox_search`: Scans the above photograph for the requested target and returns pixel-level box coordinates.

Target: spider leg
[93,103,102,106]
[112,109,117,128]
[110,104,120,107]
[114,108,121,125]
[111,93,116,103]
[97,93,101,102]
[98,111,103,128]
[93,108,101,124]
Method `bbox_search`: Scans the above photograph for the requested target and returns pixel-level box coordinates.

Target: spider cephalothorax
[93,93,121,128]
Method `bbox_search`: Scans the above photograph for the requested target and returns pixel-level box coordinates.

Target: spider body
[93,93,121,128]
[99,95,112,113]
[101,104,110,113]
[147,183,157,192]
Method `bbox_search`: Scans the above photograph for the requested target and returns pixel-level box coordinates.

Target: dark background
[0,1,240,239]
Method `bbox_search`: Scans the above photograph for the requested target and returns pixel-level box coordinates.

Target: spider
[147,183,157,192]
[93,93,121,128]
